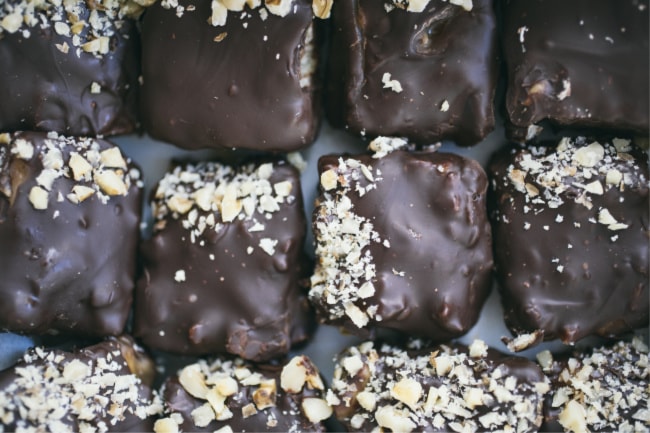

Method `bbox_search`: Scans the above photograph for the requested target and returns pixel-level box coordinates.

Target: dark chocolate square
[502,0,649,137]
[326,0,498,146]
[134,159,313,362]
[310,139,493,341]
[0,132,143,337]
[489,137,649,343]
[140,0,320,152]
[0,2,140,136]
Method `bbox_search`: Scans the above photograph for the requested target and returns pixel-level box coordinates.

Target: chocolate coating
[502,0,649,137]
[331,340,549,432]
[489,137,649,343]
[326,0,498,147]
[140,0,320,152]
[134,160,314,362]
[158,355,328,432]
[310,143,493,341]
[0,336,160,431]
[0,132,143,337]
[539,339,650,432]
[0,2,140,136]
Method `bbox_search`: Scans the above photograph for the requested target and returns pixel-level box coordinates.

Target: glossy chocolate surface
[539,339,649,432]
[0,132,142,337]
[489,137,649,343]
[326,0,498,147]
[134,160,313,362]
[0,3,140,136]
[158,355,327,432]
[331,340,548,432]
[140,0,320,152]
[502,0,649,136]
[0,336,159,431]
[310,144,493,341]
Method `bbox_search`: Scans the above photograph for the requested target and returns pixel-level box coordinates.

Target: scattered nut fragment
[1,13,22,33]
[391,378,423,409]
[241,403,257,418]
[558,400,588,433]
[375,405,416,433]
[265,0,293,17]
[301,397,332,423]
[191,403,215,428]
[449,0,473,11]
[29,186,49,210]
[536,350,554,371]
[220,186,242,222]
[214,376,238,397]
[71,185,95,203]
[94,170,127,196]
[252,379,277,410]
[502,330,544,352]
[100,147,127,169]
[572,142,604,168]
[280,358,307,393]
[69,152,93,181]
[312,0,333,17]
[356,391,377,411]
[179,364,209,399]
[320,169,338,191]
[468,339,488,358]
[167,195,193,214]
[153,417,180,433]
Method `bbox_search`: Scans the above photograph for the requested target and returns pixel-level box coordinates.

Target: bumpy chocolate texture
[134,160,313,362]
[0,0,141,136]
[536,338,650,433]
[330,339,550,432]
[326,0,498,147]
[310,137,493,341]
[154,355,331,432]
[502,0,649,138]
[489,137,649,344]
[0,132,143,336]
[0,336,162,432]
[140,0,320,152]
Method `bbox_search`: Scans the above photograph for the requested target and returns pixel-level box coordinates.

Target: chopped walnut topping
[165,355,329,430]
[332,340,549,432]
[310,151,390,329]
[382,72,403,93]
[151,160,296,261]
[0,0,144,58]
[2,133,140,211]
[497,137,646,233]
[544,339,649,433]
[0,340,162,432]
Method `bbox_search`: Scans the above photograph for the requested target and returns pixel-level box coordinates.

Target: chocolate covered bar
[330,339,550,432]
[0,336,162,432]
[537,338,650,432]
[0,0,141,136]
[326,0,498,146]
[140,0,321,152]
[502,0,649,139]
[489,136,649,345]
[309,137,493,341]
[134,159,314,362]
[0,131,143,337]
[155,355,331,432]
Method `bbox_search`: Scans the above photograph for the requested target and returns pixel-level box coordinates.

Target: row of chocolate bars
[0,0,648,432]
